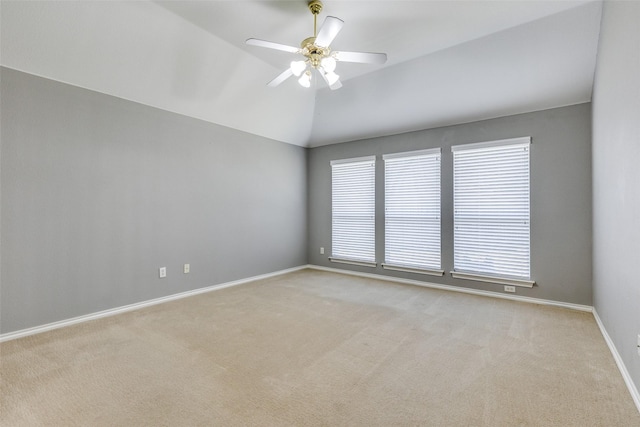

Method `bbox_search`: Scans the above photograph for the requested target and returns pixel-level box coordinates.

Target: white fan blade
[315,16,344,47]
[319,69,342,90]
[246,38,299,54]
[335,51,387,64]
[267,68,294,87]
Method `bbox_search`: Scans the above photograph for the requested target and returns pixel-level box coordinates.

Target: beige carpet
[1,269,639,426]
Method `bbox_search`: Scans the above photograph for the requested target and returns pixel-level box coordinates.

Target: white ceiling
[1,1,602,147]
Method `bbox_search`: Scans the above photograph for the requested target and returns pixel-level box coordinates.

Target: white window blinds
[331,156,376,266]
[383,149,442,274]
[452,137,531,281]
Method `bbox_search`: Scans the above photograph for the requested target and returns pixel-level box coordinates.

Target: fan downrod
[302,0,329,64]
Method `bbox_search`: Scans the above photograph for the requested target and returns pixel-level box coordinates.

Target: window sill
[329,257,377,268]
[382,264,444,277]
[450,271,535,288]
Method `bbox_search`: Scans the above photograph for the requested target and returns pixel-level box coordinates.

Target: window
[451,137,533,287]
[383,149,442,275]
[330,156,376,267]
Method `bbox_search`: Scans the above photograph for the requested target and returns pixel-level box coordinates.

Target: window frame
[382,148,443,276]
[329,156,377,267]
[450,137,534,288]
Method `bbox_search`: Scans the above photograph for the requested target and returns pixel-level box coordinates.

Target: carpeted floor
[1,269,639,426]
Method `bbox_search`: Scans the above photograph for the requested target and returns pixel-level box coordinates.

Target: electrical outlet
[320,247,324,255]
[159,267,167,278]
[504,285,516,293]
[184,263,190,274]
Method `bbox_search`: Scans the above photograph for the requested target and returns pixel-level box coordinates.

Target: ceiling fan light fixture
[290,60,307,77]
[320,56,336,73]
[298,70,312,88]
[324,71,340,86]
[246,0,387,90]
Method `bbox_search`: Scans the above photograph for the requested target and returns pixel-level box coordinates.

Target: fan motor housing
[301,36,317,49]
[301,36,330,67]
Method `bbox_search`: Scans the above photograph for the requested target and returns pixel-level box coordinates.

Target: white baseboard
[0,265,307,343]
[593,309,640,413]
[307,264,593,312]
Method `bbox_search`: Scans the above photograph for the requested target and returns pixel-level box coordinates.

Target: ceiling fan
[246,0,387,90]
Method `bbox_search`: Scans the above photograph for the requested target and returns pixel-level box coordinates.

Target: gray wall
[308,104,593,305]
[592,1,640,393]
[0,67,307,334]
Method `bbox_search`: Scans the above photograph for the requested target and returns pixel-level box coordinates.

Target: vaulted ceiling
[1,1,602,147]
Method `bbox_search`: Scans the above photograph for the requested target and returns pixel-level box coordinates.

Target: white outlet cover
[184,264,190,274]
[320,247,324,255]
[159,267,166,278]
